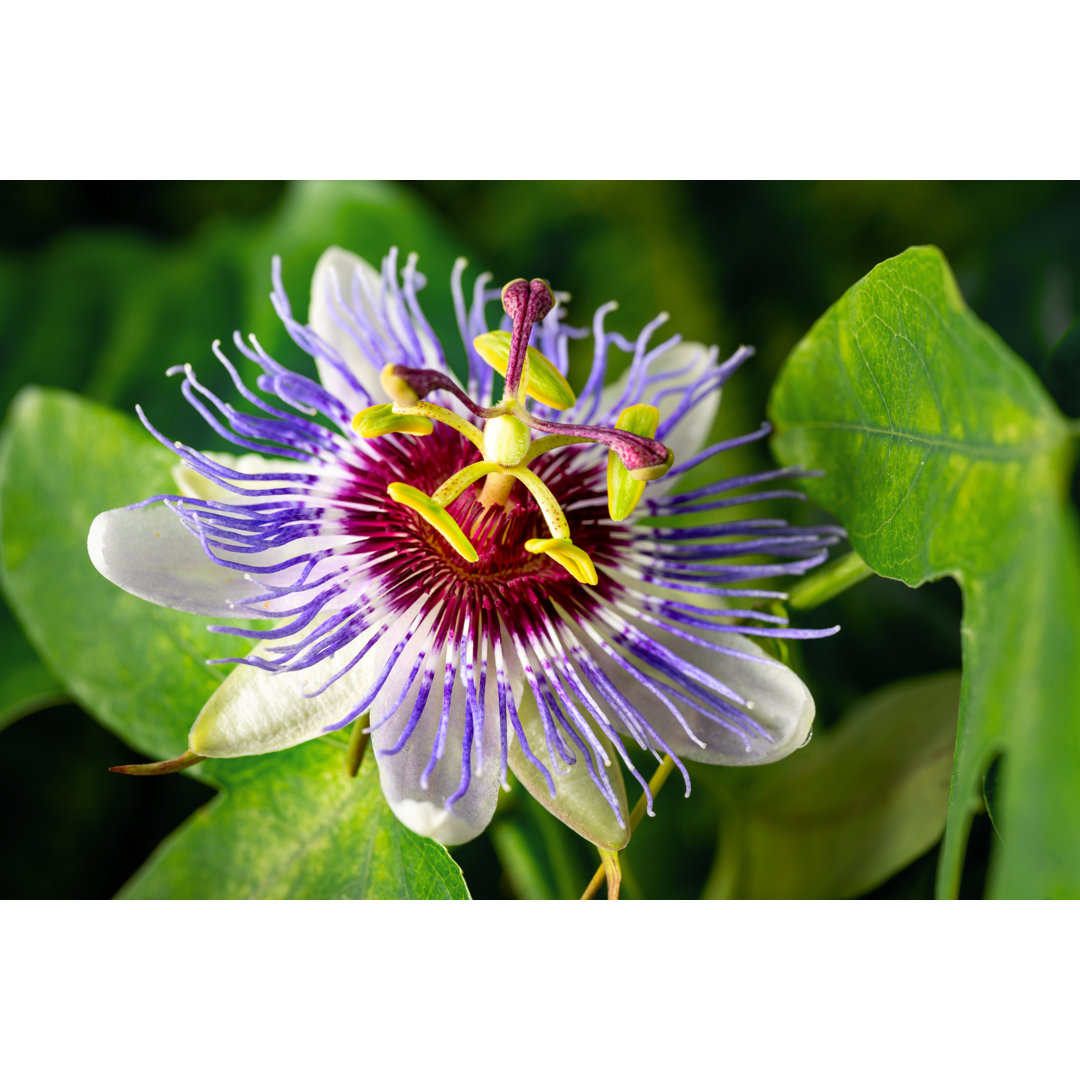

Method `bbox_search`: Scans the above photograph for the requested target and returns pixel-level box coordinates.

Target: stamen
[384,401,486,453]
[524,434,594,462]
[524,538,599,586]
[503,467,571,541]
[352,403,434,438]
[431,461,503,506]
[387,483,479,562]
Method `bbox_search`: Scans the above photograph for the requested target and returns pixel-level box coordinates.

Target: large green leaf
[0,595,66,733]
[0,388,468,899]
[122,745,469,900]
[769,246,1080,898]
[703,672,960,899]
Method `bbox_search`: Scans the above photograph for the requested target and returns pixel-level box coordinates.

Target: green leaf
[0,596,67,733]
[0,388,468,899]
[769,245,1080,898]
[121,747,469,900]
[703,672,960,899]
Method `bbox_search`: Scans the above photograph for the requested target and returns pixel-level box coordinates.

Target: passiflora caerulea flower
[88,247,839,849]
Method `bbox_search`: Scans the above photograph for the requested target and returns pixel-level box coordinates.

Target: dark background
[2,180,1076,898]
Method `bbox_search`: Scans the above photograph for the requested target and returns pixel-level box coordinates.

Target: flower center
[351,277,677,587]
[343,425,622,618]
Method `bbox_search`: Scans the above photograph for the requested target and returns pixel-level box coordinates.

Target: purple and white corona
[88,247,839,848]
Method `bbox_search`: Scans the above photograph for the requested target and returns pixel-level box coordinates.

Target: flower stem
[344,714,370,777]
[580,754,676,900]
[786,549,872,611]
[580,863,606,900]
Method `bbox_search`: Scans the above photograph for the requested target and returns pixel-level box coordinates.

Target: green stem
[581,754,676,899]
[344,714,370,777]
[787,550,873,611]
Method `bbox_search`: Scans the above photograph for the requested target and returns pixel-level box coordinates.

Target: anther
[387,483,479,563]
[380,364,421,406]
[524,538,599,586]
[607,404,661,521]
[352,403,434,438]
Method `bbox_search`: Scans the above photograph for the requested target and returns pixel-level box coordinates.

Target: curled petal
[188,624,404,757]
[368,633,509,846]
[309,246,388,411]
[508,691,631,851]
[88,503,267,618]
[597,622,814,767]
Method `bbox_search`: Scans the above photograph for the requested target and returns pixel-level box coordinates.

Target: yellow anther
[607,403,660,520]
[524,537,599,586]
[387,483,478,563]
[473,331,577,411]
[352,403,434,438]
[380,364,421,406]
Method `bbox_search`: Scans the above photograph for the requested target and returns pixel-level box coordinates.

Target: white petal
[309,246,387,411]
[369,630,506,846]
[188,631,390,757]
[508,689,630,851]
[88,503,267,618]
[598,341,721,470]
[588,614,814,767]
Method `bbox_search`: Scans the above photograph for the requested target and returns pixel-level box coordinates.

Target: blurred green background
[1,180,1077,898]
